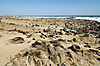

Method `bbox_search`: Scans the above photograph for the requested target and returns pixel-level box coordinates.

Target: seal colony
[0,16,100,66]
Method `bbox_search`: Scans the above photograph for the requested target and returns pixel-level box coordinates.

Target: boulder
[69,44,81,52]
[10,37,24,44]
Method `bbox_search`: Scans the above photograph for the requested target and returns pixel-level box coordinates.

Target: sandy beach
[0,16,100,66]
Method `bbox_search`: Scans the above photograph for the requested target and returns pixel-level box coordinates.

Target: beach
[0,16,100,66]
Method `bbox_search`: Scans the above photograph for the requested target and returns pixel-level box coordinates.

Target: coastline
[75,17,100,22]
[1,15,100,22]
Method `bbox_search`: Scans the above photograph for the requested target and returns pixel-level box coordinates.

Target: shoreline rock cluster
[0,16,100,66]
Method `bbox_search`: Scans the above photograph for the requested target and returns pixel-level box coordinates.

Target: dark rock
[96,47,100,50]
[48,34,54,38]
[96,52,100,56]
[66,51,73,59]
[35,24,39,27]
[69,44,80,52]
[67,40,72,42]
[58,32,63,35]
[31,41,41,47]
[84,45,91,48]
[10,37,24,44]
[89,49,98,53]
[57,39,66,42]
[73,38,76,42]
[43,29,50,32]
[17,30,27,35]
[9,23,15,25]
[97,58,100,61]
[22,52,29,56]
[32,38,35,40]
[41,33,47,37]
[50,40,58,44]
[85,42,89,44]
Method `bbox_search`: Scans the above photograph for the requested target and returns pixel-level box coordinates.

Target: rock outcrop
[0,16,100,66]
[5,40,100,66]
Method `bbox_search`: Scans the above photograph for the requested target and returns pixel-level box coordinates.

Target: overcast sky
[0,0,100,15]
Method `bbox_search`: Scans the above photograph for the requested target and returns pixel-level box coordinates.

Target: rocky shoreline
[0,16,100,66]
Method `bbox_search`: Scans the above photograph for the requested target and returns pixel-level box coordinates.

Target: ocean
[19,15,100,17]
[1,15,100,17]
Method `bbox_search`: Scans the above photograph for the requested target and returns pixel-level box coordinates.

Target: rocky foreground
[0,16,100,66]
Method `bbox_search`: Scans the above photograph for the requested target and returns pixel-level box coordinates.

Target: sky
[0,0,100,15]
